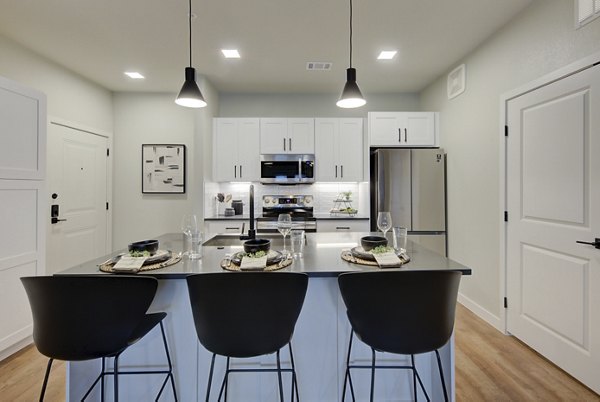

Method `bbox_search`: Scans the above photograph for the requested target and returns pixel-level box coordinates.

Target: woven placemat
[221,257,293,272]
[341,250,410,267]
[99,254,182,273]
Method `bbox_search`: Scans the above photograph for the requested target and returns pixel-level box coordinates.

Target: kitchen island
[58,232,470,402]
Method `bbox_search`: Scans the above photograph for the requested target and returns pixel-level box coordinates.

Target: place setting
[341,212,410,268]
[98,239,182,274]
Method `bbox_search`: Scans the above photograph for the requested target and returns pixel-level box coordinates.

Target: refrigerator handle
[377,152,385,213]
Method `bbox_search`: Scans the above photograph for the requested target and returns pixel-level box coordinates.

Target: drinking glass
[290,229,305,258]
[277,213,292,256]
[181,214,202,259]
[393,226,408,251]
[377,212,393,239]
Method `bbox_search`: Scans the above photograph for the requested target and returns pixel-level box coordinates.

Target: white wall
[0,34,113,133]
[219,92,419,117]
[419,0,600,326]
[112,93,196,248]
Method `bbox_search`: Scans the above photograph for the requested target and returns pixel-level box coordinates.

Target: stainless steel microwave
[260,154,315,184]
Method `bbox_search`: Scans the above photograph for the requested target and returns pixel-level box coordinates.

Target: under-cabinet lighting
[124,72,145,79]
[221,49,241,58]
[377,51,397,60]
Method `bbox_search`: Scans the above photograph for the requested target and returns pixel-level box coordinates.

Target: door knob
[576,238,600,249]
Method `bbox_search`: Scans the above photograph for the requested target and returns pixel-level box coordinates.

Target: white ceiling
[0,0,532,95]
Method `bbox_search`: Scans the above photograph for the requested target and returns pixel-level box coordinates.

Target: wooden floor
[1,304,598,401]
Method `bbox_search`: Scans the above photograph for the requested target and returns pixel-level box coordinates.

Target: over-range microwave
[260,154,315,184]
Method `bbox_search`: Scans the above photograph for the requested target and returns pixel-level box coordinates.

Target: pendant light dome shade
[336,68,366,108]
[175,0,207,108]
[176,67,207,108]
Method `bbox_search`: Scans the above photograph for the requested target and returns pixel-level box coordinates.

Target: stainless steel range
[256,195,317,232]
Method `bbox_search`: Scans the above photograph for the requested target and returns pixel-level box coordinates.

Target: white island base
[67,277,454,402]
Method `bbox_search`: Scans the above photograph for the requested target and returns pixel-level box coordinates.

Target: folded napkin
[112,256,146,272]
[373,252,402,268]
[240,255,268,271]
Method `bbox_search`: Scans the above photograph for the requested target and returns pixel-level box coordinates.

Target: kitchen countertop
[57,232,471,279]
[205,214,369,220]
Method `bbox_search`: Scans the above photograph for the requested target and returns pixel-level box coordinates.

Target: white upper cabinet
[260,118,314,154]
[368,112,438,147]
[213,118,260,182]
[315,118,363,181]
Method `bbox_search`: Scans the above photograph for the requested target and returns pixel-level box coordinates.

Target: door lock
[51,204,67,224]
[576,238,600,249]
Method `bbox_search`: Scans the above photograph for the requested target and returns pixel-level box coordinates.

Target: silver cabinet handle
[234,165,237,178]
[335,165,338,178]
[404,128,407,142]
[336,226,351,230]
[341,165,343,178]
[283,138,286,151]
[225,227,240,230]
[398,128,401,142]
[289,138,292,151]
[240,165,243,178]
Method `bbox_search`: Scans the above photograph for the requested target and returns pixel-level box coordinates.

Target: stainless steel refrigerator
[370,148,447,256]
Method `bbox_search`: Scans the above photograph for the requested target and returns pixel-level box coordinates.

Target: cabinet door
[368,112,405,146]
[404,112,436,146]
[205,220,246,235]
[338,118,363,181]
[318,219,370,232]
[315,119,338,181]
[260,118,286,154]
[288,118,314,154]
[213,119,239,181]
[236,119,260,181]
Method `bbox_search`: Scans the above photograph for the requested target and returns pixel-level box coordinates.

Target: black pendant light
[337,0,366,108]
[175,0,207,108]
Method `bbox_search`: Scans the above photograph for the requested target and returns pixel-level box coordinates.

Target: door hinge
[504,297,508,309]
[106,202,109,210]
[107,148,110,157]
[504,125,508,137]
[504,211,508,222]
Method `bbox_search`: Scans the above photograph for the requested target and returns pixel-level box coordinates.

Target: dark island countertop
[57,232,471,279]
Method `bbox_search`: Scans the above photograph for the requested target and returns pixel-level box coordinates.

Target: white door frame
[47,116,113,254]
[499,51,600,333]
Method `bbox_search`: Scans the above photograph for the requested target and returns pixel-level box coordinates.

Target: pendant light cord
[349,0,353,68]
[188,0,193,67]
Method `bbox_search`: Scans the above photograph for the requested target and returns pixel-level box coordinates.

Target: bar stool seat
[186,272,308,402]
[21,275,178,402]
[338,270,462,402]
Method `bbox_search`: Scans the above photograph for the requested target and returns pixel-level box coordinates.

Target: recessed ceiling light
[377,51,397,60]
[124,72,145,79]
[221,49,240,58]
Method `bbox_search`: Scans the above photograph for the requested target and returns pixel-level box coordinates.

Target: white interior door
[506,64,600,393]
[47,123,108,274]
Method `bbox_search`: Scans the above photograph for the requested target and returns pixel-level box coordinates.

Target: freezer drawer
[409,234,446,257]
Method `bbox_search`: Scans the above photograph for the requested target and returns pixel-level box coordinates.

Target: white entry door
[47,123,108,274]
[506,64,600,393]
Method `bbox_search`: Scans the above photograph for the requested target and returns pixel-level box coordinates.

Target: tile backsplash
[204,181,369,217]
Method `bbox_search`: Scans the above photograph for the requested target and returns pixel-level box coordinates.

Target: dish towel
[373,252,402,268]
[240,255,268,270]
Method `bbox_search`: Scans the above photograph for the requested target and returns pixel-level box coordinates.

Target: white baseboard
[0,336,33,362]
[458,292,504,331]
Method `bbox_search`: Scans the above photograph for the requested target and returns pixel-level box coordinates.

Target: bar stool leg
[101,357,105,402]
[342,331,357,402]
[276,350,285,402]
[434,349,449,402]
[113,355,119,402]
[411,354,417,402]
[39,358,54,402]
[206,353,216,402]
[217,357,230,402]
[288,343,299,402]
[158,321,178,402]
[369,348,376,402]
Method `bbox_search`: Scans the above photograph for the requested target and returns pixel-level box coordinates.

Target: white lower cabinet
[213,118,260,182]
[204,220,247,236]
[315,118,363,181]
[318,219,370,232]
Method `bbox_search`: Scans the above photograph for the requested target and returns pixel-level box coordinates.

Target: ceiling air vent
[306,62,332,71]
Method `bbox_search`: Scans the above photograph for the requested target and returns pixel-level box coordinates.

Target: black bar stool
[186,272,308,402]
[21,275,178,402]
[338,270,462,402]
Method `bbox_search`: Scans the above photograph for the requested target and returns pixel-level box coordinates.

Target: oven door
[256,218,317,233]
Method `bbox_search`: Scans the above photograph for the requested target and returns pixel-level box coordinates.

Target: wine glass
[377,212,393,239]
[181,215,200,257]
[277,213,292,256]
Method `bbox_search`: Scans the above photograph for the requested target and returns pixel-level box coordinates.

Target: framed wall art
[142,144,186,194]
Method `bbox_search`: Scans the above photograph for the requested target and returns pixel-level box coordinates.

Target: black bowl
[361,236,388,251]
[243,238,271,254]
[128,240,159,255]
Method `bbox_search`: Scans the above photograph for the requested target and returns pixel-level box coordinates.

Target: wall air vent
[306,62,332,71]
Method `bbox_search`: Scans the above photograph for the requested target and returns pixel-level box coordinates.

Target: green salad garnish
[370,246,394,254]
[242,250,267,258]
[129,250,151,257]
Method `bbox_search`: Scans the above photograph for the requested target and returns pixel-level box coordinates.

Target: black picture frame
[142,144,186,194]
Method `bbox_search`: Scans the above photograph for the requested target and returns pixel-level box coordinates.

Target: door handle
[51,217,67,224]
[576,238,600,249]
